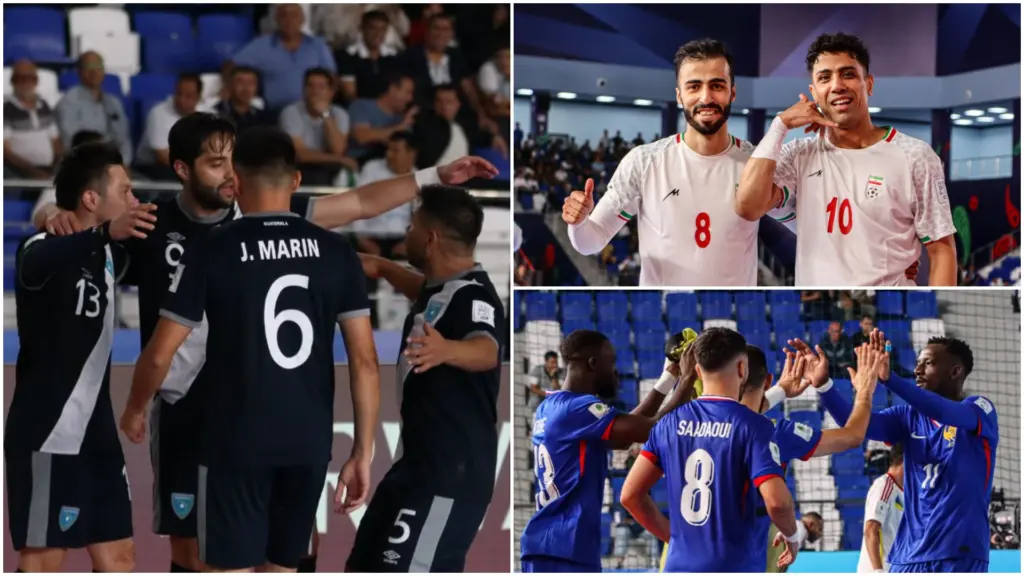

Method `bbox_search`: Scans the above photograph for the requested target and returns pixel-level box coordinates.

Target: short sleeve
[910,145,956,244]
[146,105,172,150]
[279,105,304,137]
[587,144,647,225]
[332,106,350,134]
[563,395,619,443]
[864,478,892,524]
[640,421,663,471]
[527,366,541,386]
[159,239,208,328]
[748,418,785,487]
[290,193,314,221]
[332,238,371,321]
[775,419,823,462]
[442,285,503,349]
[965,396,998,441]
[349,100,372,126]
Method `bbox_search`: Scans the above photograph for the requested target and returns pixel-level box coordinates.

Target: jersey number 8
[680,449,715,526]
[264,274,314,370]
[534,443,561,509]
[695,213,712,248]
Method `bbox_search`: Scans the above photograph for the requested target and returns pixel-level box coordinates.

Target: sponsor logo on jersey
[865,175,885,199]
[587,402,609,419]
[383,550,401,565]
[472,300,495,327]
[942,425,957,447]
[663,188,680,201]
[58,506,79,531]
[974,397,993,414]
[167,232,186,243]
[171,493,195,519]
[769,441,781,465]
[793,422,814,442]
[808,169,823,178]
[424,301,443,323]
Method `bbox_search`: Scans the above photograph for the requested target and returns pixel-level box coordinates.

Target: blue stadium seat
[618,378,638,408]
[906,292,938,319]
[611,477,626,502]
[638,359,662,379]
[3,7,68,63]
[196,14,254,70]
[843,319,860,336]
[808,320,832,344]
[773,322,805,349]
[635,330,664,352]
[876,291,904,316]
[58,71,124,97]
[133,11,194,40]
[632,319,665,334]
[600,513,613,555]
[878,320,911,348]
[667,317,701,335]
[771,302,801,324]
[629,291,662,322]
[762,348,780,374]
[599,319,631,336]
[129,73,177,101]
[4,200,34,223]
[143,36,199,74]
[559,292,592,321]
[897,346,916,373]
[561,319,595,336]
[518,193,533,211]
[473,147,510,181]
[735,291,766,321]
[651,478,668,507]
[665,292,698,322]
[524,292,557,321]
[737,318,771,335]
[699,292,732,319]
[616,352,636,376]
[607,331,631,356]
[745,333,771,355]
[596,292,628,323]
[767,291,800,306]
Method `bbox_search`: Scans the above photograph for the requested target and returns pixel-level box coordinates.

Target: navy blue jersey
[642,396,784,572]
[520,390,619,568]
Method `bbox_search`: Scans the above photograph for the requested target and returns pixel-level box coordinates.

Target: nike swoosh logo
[911,433,926,439]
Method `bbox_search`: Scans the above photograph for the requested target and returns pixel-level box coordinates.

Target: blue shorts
[521,555,600,573]
[891,559,989,573]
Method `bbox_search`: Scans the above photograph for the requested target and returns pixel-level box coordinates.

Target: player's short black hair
[390,130,417,150]
[70,130,104,148]
[544,351,559,362]
[673,38,734,85]
[692,327,747,373]
[176,72,202,94]
[168,112,236,171]
[741,344,769,398]
[889,444,904,466]
[417,185,484,248]
[362,9,389,25]
[561,330,609,363]
[927,336,974,376]
[304,67,334,86]
[53,141,123,210]
[805,32,871,75]
[233,125,297,184]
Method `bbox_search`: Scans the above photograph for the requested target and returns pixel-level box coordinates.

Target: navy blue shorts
[521,555,600,573]
[891,558,989,573]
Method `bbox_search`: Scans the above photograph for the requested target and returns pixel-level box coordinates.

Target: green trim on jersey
[617,210,634,222]
[775,213,796,223]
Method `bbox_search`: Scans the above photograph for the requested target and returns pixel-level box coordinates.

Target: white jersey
[857,473,905,572]
[769,127,956,286]
[568,133,758,286]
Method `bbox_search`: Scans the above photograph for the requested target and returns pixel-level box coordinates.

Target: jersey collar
[696,395,738,403]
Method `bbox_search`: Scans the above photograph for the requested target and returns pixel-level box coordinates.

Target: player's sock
[170,562,197,572]
[297,556,318,572]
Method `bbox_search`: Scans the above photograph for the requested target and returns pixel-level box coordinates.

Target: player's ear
[865,73,874,97]
[729,83,736,105]
[587,356,598,371]
[675,86,684,108]
[172,159,189,183]
[764,373,774,390]
[291,169,302,192]
[80,188,100,213]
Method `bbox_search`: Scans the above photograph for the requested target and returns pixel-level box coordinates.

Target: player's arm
[862,479,891,572]
[911,146,958,286]
[818,382,907,444]
[754,430,806,568]
[305,157,497,229]
[863,520,885,572]
[405,286,501,373]
[883,374,997,440]
[564,147,643,255]
[924,236,957,286]
[620,454,670,543]
[361,253,424,302]
[814,370,876,456]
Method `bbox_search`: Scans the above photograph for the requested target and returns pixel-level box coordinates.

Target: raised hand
[775,350,813,398]
[786,338,830,387]
[867,328,891,381]
[780,94,838,136]
[109,203,158,241]
[562,178,595,225]
[437,155,499,185]
[847,344,883,397]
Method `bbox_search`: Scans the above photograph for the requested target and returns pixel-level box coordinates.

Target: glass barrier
[950,155,1014,181]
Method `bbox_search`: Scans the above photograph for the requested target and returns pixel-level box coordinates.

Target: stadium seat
[560,319,595,337]
[878,319,911,348]
[876,291,904,316]
[667,317,701,335]
[772,322,805,349]
[196,14,254,71]
[618,379,638,408]
[735,291,766,321]
[651,478,668,507]
[665,292,698,322]
[632,319,665,334]
[745,333,771,355]
[595,292,628,323]
[58,70,124,97]
[4,200,34,223]
[143,36,199,74]
[767,290,800,306]
[905,291,938,319]
[703,318,737,331]
[129,73,177,101]
[635,330,664,351]
[3,7,69,63]
[771,301,801,324]
[897,347,917,374]
[699,292,732,319]
[737,318,771,335]
[74,33,140,74]
[629,291,662,322]
[843,319,860,336]
[600,513,613,555]
[524,292,557,321]
[559,292,591,321]
[616,352,636,376]
[807,320,831,344]
[68,7,132,38]
[133,11,195,41]
[638,359,662,380]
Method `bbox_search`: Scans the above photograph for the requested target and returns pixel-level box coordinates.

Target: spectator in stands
[819,321,855,379]
[851,315,874,348]
[612,516,640,569]
[348,73,417,163]
[335,10,404,104]
[631,132,645,147]
[514,122,524,148]
[350,131,418,257]
[279,67,357,186]
[404,14,497,134]
[136,73,210,181]
[406,4,444,47]
[413,84,506,168]
[232,3,337,112]
[54,52,132,165]
[212,66,275,133]
[312,4,409,53]
[525,351,563,424]
[477,44,510,124]
[802,512,825,547]
[3,60,61,180]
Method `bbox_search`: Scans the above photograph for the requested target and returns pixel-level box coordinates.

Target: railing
[967,228,1021,272]
[950,155,1014,181]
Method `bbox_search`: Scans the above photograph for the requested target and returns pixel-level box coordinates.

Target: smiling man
[736,32,957,286]
[561,39,760,286]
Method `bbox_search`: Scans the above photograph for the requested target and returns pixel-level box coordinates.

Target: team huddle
[520,327,998,573]
[562,32,958,287]
[5,112,505,572]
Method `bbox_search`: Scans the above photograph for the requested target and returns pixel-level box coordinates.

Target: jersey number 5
[826,197,853,235]
[681,449,715,526]
[695,212,711,248]
[534,444,561,509]
[264,274,314,369]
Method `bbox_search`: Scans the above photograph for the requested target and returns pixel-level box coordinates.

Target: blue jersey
[642,396,785,572]
[520,390,619,568]
[868,394,998,564]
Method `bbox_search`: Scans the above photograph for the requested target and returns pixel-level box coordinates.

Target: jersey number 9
[681,449,715,526]
[264,274,314,369]
[534,444,561,510]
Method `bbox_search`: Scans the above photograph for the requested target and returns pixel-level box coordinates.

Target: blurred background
[512,289,1021,572]
[1,3,511,571]
[511,3,1021,287]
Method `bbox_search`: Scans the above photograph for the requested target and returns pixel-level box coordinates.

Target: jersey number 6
[264,274,314,370]
[826,197,853,235]
[681,449,715,526]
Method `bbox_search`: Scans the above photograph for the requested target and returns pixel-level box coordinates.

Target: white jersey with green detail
[767,127,956,286]
[567,132,758,286]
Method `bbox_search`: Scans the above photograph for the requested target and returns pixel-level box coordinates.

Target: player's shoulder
[888,129,939,163]
[781,134,820,157]
[730,135,757,158]
[963,395,997,418]
[18,230,50,253]
[621,136,677,168]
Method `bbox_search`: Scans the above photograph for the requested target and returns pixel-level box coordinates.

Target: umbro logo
[663,188,680,201]
[382,550,401,565]
[167,232,185,243]
[808,169,823,178]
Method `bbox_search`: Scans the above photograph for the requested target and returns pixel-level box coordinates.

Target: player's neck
[77,210,100,231]
[739,396,760,413]
[826,116,885,150]
[422,255,476,283]
[887,470,903,489]
[683,126,731,156]
[236,193,292,216]
[701,379,736,400]
[179,190,230,219]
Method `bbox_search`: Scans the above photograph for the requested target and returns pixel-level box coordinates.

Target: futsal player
[737,32,957,286]
[5,143,155,572]
[561,39,760,286]
[858,444,905,573]
[799,329,997,572]
[620,328,808,572]
[121,126,382,572]
[347,185,504,572]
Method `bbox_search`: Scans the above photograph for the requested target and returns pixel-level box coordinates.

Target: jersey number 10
[534,444,561,510]
[264,274,314,369]
[826,197,853,235]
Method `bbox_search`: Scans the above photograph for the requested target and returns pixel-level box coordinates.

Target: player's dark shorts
[150,397,201,537]
[521,555,600,573]
[891,559,989,573]
[347,473,491,572]
[197,462,328,570]
[5,450,132,551]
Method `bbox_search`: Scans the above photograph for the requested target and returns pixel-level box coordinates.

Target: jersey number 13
[534,443,561,510]
[264,274,314,369]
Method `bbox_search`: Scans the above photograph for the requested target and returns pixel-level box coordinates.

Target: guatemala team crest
[58,506,79,532]
[171,493,195,519]
[424,301,443,323]
[865,175,884,199]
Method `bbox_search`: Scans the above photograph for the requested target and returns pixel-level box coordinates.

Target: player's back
[613,134,758,286]
[644,396,782,572]
[520,390,618,569]
[190,212,367,467]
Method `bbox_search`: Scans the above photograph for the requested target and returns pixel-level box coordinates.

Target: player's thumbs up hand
[562,178,596,225]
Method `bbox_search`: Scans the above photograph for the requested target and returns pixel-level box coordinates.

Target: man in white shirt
[561,39,759,286]
[3,60,61,180]
[351,131,417,255]
[737,32,957,286]
[136,73,209,180]
[858,445,906,572]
